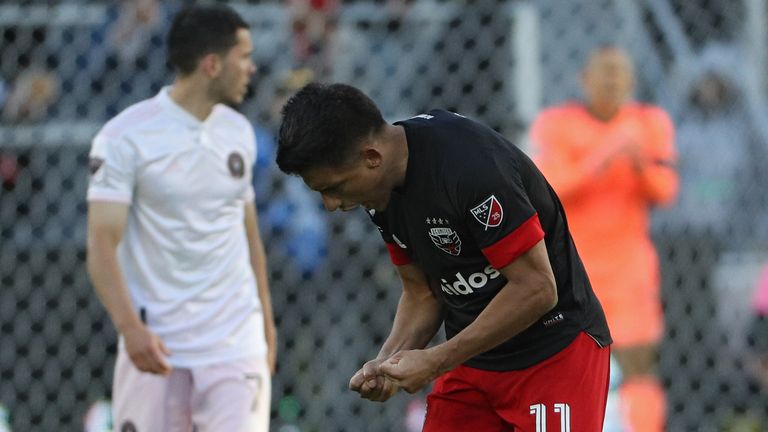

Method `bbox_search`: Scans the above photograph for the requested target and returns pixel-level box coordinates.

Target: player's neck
[387,124,409,190]
[584,101,622,122]
[169,78,218,122]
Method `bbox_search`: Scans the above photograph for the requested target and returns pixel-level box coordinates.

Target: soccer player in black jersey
[277,83,612,431]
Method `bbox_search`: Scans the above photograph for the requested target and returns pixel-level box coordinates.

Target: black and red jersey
[370,110,611,371]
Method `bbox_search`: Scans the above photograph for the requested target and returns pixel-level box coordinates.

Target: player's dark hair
[167,5,249,76]
[277,83,387,175]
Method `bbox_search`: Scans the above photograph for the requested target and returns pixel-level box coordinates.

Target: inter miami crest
[227,152,245,178]
[429,227,462,256]
[470,195,504,231]
[120,421,137,432]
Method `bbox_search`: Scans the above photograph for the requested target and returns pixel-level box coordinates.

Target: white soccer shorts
[112,344,271,432]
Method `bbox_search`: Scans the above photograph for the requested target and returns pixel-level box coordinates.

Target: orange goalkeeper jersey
[530,102,678,344]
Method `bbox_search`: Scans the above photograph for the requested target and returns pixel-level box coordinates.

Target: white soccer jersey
[87,87,266,367]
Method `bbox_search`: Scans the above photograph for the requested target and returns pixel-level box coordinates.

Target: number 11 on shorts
[529,403,571,432]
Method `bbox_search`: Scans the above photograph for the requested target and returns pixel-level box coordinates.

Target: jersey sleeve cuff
[385,242,412,266]
[242,188,255,202]
[87,189,132,204]
[481,213,545,269]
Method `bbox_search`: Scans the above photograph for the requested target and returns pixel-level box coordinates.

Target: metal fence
[1,1,767,431]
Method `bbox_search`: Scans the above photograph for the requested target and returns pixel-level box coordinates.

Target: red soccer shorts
[423,332,610,432]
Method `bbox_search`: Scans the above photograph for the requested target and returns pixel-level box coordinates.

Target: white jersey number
[529,403,571,432]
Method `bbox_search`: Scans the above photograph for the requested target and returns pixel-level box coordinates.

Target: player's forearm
[246,221,277,367]
[257,285,275,331]
[378,287,442,359]
[430,278,556,374]
[244,204,276,330]
[86,238,142,333]
[251,243,276,329]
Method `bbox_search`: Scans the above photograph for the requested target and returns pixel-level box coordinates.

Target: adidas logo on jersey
[440,265,501,295]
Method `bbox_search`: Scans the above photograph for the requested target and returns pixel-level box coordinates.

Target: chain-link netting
[1,1,768,431]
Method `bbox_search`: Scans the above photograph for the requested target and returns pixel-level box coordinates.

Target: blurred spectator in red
[0,154,18,190]
[287,0,339,77]
[747,265,768,388]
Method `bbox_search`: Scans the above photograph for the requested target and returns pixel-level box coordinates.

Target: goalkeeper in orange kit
[531,46,679,432]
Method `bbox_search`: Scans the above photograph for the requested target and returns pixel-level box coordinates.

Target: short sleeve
[86,133,137,204]
[458,154,545,269]
[241,124,257,202]
[369,210,412,266]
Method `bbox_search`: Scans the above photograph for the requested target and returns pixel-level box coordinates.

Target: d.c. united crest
[429,227,462,256]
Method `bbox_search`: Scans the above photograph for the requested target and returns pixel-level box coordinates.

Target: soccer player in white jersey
[86,5,275,431]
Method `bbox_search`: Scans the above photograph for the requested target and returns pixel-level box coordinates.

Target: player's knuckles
[364,385,381,398]
[362,366,378,377]
[349,379,364,392]
[143,356,162,372]
[350,369,364,381]
[379,365,400,379]
[356,384,371,396]
[362,383,381,398]
[376,385,394,401]
[150,349,166,363]
[130,354,147,369]
[137,357,154,372]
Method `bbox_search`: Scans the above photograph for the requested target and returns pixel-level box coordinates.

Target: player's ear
[200,53,223,78]
[362,148,382,169]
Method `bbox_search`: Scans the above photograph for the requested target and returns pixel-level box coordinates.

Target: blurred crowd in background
[1,0,768,431]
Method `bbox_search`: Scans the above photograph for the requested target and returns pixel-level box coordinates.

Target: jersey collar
[391,121,417,197]
[157,86,210,128]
